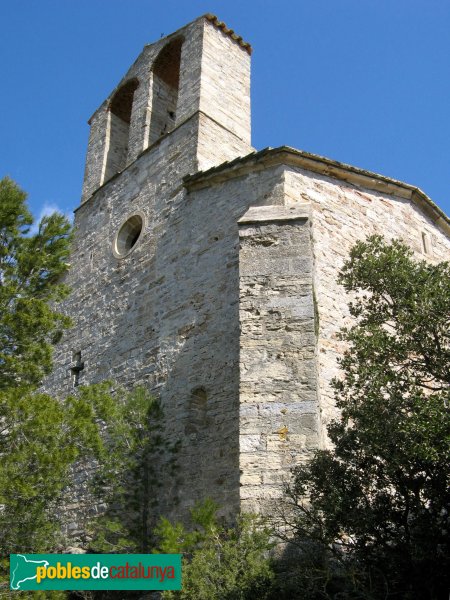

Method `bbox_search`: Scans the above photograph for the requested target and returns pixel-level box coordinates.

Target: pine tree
[0,178,110,592]
[0,177,72,389]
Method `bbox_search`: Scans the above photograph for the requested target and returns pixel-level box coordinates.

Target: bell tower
[45,16,255,531]
[81,14,253,203]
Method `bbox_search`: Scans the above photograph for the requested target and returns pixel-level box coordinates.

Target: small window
[113,214,144,258]
[70,350,84,387]
[185,387,208,436]
[421,231,432,256]
[190,387,207,411]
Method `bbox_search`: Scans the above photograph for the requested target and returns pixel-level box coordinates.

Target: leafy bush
[283,236,450,599]
[155,499,275,600]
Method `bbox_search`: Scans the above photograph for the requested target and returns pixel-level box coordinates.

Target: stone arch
[104,78,139,181]
[149,37,183,145]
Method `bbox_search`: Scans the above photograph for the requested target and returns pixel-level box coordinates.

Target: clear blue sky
[1,0,449,222]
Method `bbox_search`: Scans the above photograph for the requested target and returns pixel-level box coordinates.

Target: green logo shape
[10,554,182,591]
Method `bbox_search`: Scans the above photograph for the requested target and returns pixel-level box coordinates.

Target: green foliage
[286,236,450,599]
[154,500,274,600]
[89,387,179,554]
[0,179,179,599]
[0,380,157,595]
[0,177,77,568]
[0,383,117,555]
[0,180,115,596]
[0,177,73,390]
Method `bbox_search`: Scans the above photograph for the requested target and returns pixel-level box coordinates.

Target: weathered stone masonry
[45,14,450,534]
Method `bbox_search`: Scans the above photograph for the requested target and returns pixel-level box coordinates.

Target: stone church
[45,14,450,527]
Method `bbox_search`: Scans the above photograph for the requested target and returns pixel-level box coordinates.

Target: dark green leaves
[288,236,450,599]
[0,177,73,389]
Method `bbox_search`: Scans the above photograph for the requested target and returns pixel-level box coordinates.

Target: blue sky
[1,0,449,222]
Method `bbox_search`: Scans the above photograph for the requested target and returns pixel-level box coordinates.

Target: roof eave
[183,146,450,237]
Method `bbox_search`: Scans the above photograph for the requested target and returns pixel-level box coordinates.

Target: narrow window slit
[421,231,432,256]
[70,351,85,387]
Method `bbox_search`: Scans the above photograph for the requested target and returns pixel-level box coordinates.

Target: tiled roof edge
[203,14,252,54]
[183,146,450,234]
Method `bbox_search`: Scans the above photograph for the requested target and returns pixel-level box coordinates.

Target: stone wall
[285,166,450,443]
[238,206,320,514]
[199,19,251,145]
[45,120,286,538]
[196,111,253,172]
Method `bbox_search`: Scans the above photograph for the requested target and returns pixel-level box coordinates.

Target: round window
[113,214,144,258]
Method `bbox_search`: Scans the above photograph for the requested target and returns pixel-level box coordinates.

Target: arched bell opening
[149,38,183,145]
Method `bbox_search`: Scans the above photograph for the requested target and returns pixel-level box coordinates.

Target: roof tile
[204,14,252,54]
